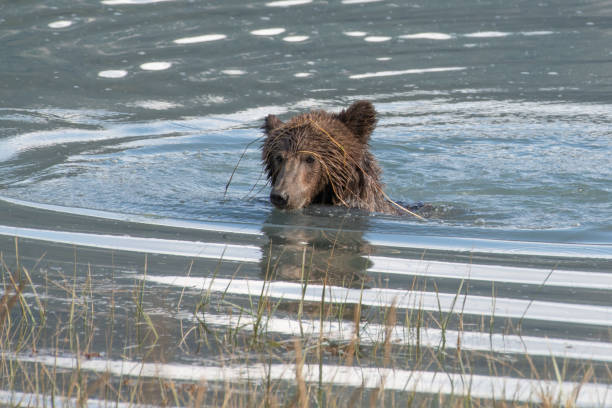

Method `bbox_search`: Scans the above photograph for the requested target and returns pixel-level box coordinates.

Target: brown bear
[262,100,405,215]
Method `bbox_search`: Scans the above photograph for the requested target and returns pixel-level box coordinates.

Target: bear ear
[262,114,284,135]
[336,100,377,143]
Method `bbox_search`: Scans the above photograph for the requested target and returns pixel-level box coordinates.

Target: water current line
[184,313,612,363]
[140,275,612,327]
[0,390,157,408]
[3,353,611,406]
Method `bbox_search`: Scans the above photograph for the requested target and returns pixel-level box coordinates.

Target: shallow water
[1,0,611,405]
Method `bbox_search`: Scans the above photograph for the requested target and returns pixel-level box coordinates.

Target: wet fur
[261,100,396,213]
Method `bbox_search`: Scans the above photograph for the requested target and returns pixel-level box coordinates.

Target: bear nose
[270,191,289,208]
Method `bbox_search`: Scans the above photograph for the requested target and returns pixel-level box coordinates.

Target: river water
[1,0,611,406]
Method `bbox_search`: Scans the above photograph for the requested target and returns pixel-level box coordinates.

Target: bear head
[261,100,380,211]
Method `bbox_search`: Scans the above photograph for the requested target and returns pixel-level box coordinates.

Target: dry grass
[1,238,610,407]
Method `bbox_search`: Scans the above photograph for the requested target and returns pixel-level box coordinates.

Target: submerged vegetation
[1,236,611,407]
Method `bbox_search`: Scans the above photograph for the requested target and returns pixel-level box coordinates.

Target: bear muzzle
[270,186,312,210]
[270,191,289,209]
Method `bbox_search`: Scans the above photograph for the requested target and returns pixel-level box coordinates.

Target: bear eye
[305,155,315,164]
[274,154,284,164]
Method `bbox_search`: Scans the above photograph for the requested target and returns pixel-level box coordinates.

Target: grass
[1,237,611,407]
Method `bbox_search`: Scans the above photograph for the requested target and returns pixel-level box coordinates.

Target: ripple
[48,20,73,29]
[294,72,312,77]
[102,0,173,4]
[282,35,309,42]
[521,31,555,36]
[464,31,510,38]
[265,0,312,6]
[221,69,246,75]
[139,61,172,71]
[8,354,612,406]
[341,0,383,3]
[251,28,286,36]
[343,31,367,37]
[98,70,128,78]
[129,100,181,110]
[364,36,391,42]
[173,34,227,44]
[400,32,453,40]
[350,66,466,79]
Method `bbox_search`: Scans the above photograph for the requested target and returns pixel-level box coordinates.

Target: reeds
[1,238,610,407]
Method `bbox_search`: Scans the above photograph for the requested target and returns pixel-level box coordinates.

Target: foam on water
[250,28,286,36]
[48,20,73,29]
[343,31,367,37]
[101,0,173,4]
[282,35,309,42]
[127,100,181,110]
[221,69,247,75]
[463,31,511,38]
[265,0,312,6]
[139,62,172,71]
[521,30,555,36]
[97,69,128,78]
[350,66,466,79]
[400,32,453,40]
[364,36,392,42]
[341,0,384,3]
[173,34,226,44]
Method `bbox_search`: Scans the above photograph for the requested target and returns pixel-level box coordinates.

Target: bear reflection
[261,208,372,289]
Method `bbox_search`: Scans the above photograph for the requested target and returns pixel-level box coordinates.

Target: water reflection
[261,208,372,288]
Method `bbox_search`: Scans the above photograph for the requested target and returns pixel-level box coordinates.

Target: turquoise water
[1,0,611,239]
[1,0,611,405]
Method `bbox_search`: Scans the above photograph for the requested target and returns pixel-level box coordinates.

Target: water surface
[1,0,611,405]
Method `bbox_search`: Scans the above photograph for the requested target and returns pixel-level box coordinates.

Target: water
[1,0,611,406]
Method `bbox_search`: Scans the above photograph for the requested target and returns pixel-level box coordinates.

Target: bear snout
[270,191,289,209]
